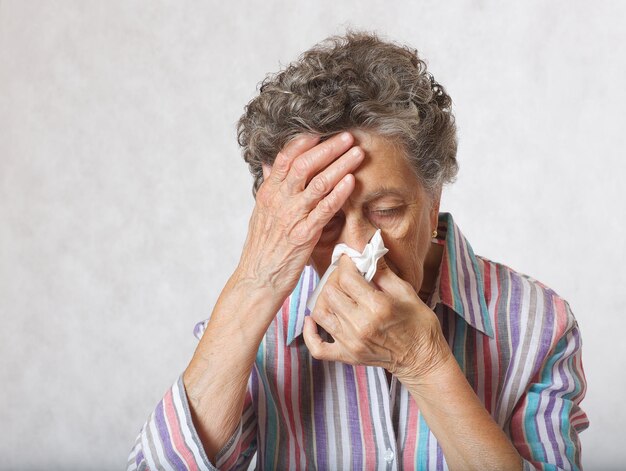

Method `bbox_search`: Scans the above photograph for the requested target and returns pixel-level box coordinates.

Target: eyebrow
[360,188,410,204]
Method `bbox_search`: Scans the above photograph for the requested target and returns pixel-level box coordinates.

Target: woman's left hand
[303,254,452,383]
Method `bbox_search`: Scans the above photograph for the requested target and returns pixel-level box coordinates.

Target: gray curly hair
[237,31,458,196]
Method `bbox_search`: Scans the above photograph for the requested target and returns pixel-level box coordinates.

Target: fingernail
[338,174,351,188]
[351,147,362,158]
[340,132,351,142]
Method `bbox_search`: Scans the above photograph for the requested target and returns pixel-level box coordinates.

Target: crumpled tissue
[307,229,389,311]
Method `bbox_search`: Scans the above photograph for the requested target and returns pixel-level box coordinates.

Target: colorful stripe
[128,213,588,470]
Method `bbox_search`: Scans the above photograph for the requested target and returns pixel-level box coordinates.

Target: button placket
[374,367,399,470]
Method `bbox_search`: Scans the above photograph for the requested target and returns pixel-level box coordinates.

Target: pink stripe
[163,389,198,471]
[220,441,242,470]
[281,301,303,469]
[354,366,376,467]
[292,324,306,468]
[553,297,569,341]
[510,398,531,458]
[403,397,419,468]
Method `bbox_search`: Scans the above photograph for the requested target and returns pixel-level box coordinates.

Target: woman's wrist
[401,349,523,471]
[232,254,308,309]
[392,307,453,386]
[185,272,285,399]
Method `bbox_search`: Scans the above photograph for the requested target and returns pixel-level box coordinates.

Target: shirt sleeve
[509,302,589,471]
[127,320,258,470]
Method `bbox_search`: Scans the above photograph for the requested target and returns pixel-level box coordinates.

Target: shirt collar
[285,212,493,346]
[431,212,494,338]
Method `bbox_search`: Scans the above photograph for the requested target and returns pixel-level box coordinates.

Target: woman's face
[310,130,441,293]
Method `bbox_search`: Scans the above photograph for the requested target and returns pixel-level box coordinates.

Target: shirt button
[383,448,395,462]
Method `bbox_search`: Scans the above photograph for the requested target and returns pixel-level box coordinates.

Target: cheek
[380,213,431,288]
[382,216,415,242]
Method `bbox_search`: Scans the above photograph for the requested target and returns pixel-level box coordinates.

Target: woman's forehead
[349,131,424,202]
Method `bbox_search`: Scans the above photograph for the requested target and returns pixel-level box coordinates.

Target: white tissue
[306,229,389,311]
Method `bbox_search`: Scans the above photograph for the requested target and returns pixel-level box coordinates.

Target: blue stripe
[256,336,280,470]
[416,412,429,469]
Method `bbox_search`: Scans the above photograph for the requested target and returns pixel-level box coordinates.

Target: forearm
[401,353,523,471]
[183,271,282,462]
[181,133,360,462]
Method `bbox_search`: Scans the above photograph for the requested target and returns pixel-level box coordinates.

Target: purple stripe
[436,442,444,471]
[343,366,363,469]
[312,358,328,469]
[124,213,588,470]
[533,290,556,373]
[251,365,259,397]
[249,366,260,454]
[508,272,522,353]
[154,401,187,470]
[306,267,316,317]
[456,228,479,329]
[543,384,559,463]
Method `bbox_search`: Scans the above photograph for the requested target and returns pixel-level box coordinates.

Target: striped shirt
[128,212,588,470]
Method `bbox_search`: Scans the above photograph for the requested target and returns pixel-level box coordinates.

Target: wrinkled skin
[299,130,449,380]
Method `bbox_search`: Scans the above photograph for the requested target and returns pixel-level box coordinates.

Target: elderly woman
[128,32,587,470]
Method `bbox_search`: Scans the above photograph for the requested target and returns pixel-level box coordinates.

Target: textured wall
[1,1,624,469]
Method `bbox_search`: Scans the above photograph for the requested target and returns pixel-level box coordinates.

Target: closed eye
[371,207,402,217]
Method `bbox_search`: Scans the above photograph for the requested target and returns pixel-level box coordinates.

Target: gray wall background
[1,1,624,469]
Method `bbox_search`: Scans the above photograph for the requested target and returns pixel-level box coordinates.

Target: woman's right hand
[234,131,364,310]
[184,132,362,461]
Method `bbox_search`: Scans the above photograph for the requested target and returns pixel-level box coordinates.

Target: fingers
[266,132,364,236]
[375,254,391,274]
[310,303,341,337]
[285,132,356,192]
[372,257,415,298]
[324,282,358,316]
[334,255,378,301]
[302,146,364,206]
[268,134,320,184]
[303,316,341,361]
[306,174,355,232]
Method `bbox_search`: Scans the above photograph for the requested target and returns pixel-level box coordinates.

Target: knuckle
[321,311,336,331]
[274,152,290,172]
[399,279,414,297]
[290,226,309,245]
[337,268,352,287]
[356,321,376,341]
[293,157,311,178]
[321,139,337,156]
[310,175,329,195]
[372,293,392,315]
[311,308,323,323]
[352,340,369,358]
[255,186,273,206]
[308,342,321,358]
[306,142,332,167]
[317,196,335,216]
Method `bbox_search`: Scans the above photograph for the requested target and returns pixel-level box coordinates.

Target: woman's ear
[262,163,271,180]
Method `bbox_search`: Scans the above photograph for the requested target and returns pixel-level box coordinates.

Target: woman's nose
[338,216,377,252]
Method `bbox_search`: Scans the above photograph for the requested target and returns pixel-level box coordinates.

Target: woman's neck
[419,242,444,302]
